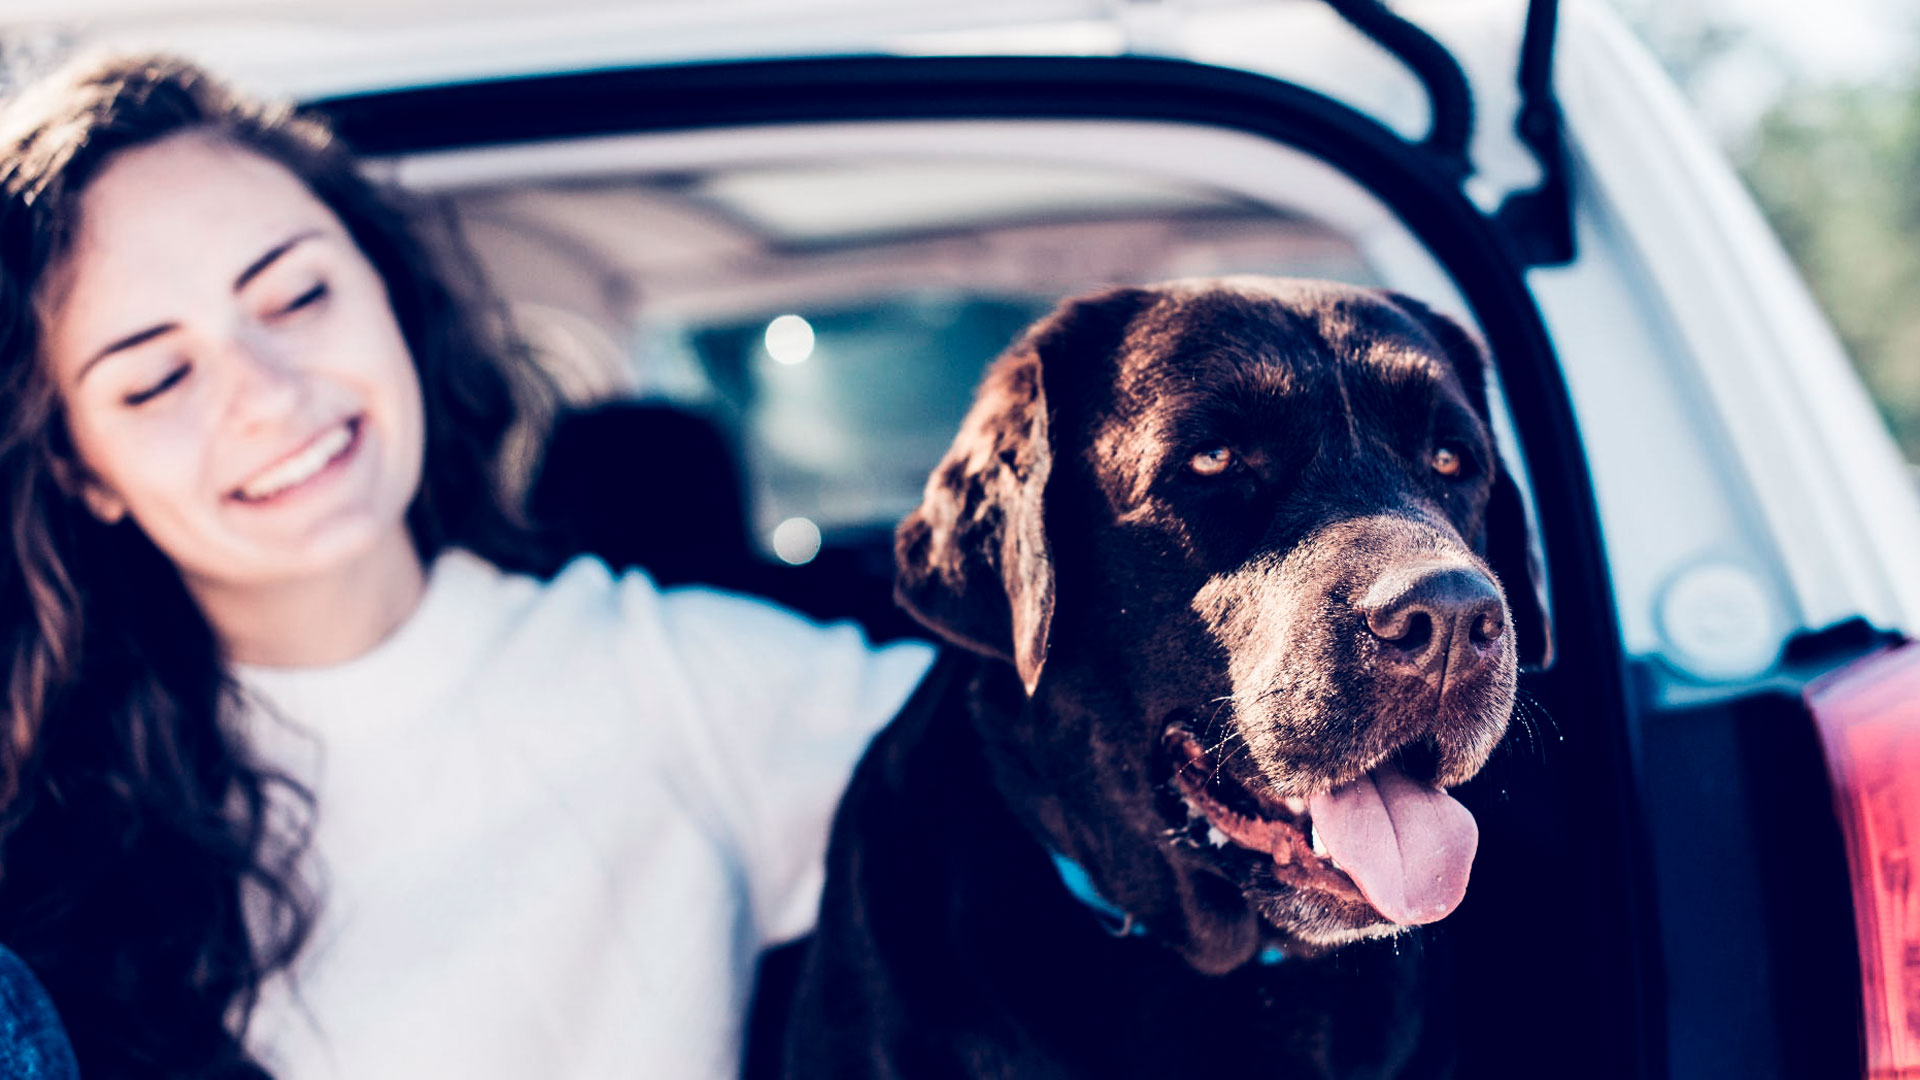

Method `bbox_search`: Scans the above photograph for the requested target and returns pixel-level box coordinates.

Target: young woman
[0,52,933,1078]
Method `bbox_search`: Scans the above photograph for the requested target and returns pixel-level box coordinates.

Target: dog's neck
[1045,847,1293,965]
[953,657,1289,973]
[958,661,1095,859]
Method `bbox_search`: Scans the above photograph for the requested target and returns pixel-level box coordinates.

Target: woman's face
[44,131,425,593]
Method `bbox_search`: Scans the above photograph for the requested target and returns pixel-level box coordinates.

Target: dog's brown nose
[1360,566,1506,682]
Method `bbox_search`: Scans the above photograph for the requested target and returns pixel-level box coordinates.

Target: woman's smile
[230,415,365,505]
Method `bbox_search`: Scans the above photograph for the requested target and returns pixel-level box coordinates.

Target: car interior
[372,113,1634,1077]
[408,125,1406,639]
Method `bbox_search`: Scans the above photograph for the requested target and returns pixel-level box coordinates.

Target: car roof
[3,0,1547,201]
[3,0,1276,99]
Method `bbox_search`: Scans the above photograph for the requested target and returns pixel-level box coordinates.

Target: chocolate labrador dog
[776,277,1548,1079]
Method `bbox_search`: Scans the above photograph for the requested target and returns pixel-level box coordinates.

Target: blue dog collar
[1047,851,1287,965]
[1049,851,1149,938]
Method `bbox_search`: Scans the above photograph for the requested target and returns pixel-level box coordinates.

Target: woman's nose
[223,329,305,426]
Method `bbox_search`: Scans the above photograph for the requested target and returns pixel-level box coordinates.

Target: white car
[20,1,1919,1076]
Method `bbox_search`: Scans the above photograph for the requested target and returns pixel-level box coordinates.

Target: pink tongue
[1306,763,1478,925]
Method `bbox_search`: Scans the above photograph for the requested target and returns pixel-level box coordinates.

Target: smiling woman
[0,53,559,1077]
[0,52,932,1080]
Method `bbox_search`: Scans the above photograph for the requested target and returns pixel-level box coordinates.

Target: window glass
[420,125,1570,614]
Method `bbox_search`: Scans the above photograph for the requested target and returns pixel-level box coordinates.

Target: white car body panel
[1548,0,1920,662]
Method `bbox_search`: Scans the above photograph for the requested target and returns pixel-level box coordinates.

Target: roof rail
[1323,0,1472,174]
[1497,0,1575,265]
[1325,0,1573,267]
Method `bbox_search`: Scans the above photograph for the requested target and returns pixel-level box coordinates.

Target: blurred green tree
[1612,0,1920,463]
[1740,81,1920,462]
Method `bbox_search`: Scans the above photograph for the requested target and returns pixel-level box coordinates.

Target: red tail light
[1807,642,1920,1079]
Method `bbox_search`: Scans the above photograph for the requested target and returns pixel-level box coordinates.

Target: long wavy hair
[0,53,558,1077]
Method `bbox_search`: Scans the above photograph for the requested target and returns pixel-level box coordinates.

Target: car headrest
[529,400,757,589]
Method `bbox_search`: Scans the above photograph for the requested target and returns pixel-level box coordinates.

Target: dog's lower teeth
[1310,824,1329,858]
[1207,825,1230,848]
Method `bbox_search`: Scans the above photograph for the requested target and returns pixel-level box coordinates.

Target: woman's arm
[616,573,936,946]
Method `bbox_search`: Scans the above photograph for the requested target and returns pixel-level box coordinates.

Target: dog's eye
[1432,444,1467,478]
[1188,446,1235,477]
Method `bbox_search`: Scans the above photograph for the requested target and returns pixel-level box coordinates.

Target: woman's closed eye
[273,281,328,318]
[112,280,327,407]
[123,364,190,407]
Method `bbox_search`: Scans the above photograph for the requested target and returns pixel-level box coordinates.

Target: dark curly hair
[0,52,558,1077]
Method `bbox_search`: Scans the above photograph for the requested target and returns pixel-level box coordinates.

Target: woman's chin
[181,516,417,597]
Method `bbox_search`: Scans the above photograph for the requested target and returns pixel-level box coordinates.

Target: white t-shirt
[233,550,935,1079]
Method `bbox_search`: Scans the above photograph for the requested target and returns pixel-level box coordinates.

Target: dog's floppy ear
[896,287,1151,693]
[1388,293,1554,670]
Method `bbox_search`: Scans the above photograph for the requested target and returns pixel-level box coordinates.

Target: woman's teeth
[238,422,352,501]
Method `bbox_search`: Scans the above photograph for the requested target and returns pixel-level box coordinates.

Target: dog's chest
[782,654,1451,1080]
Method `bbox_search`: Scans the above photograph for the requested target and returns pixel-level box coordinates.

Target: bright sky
[1609,0,1918,138]
[1732,0,1912,79]
[1610,0,1912,75]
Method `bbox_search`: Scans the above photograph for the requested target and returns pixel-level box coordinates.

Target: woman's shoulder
[517,553,933,700]
[440,549,634,629]
[524,551,855,643]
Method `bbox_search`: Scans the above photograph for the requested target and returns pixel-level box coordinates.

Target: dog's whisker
[1516,687,1562,742]
[1510,691,1561,762]
[1202,728,1243,758]
[1209,739,1260,786]
[1510,700,1540,760]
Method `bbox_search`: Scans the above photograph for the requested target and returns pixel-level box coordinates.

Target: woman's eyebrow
[233,228,322,293]
[78,322,178,383]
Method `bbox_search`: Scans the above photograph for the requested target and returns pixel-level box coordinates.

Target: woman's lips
[230,416,362,504]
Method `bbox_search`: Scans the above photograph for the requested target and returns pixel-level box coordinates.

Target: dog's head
[897,277,1548,971]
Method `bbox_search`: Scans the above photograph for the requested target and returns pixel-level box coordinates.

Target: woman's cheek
[109,394,225,519]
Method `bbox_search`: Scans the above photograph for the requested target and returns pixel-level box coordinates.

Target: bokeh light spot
[764,314,815,365]
[771,516,823,565]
